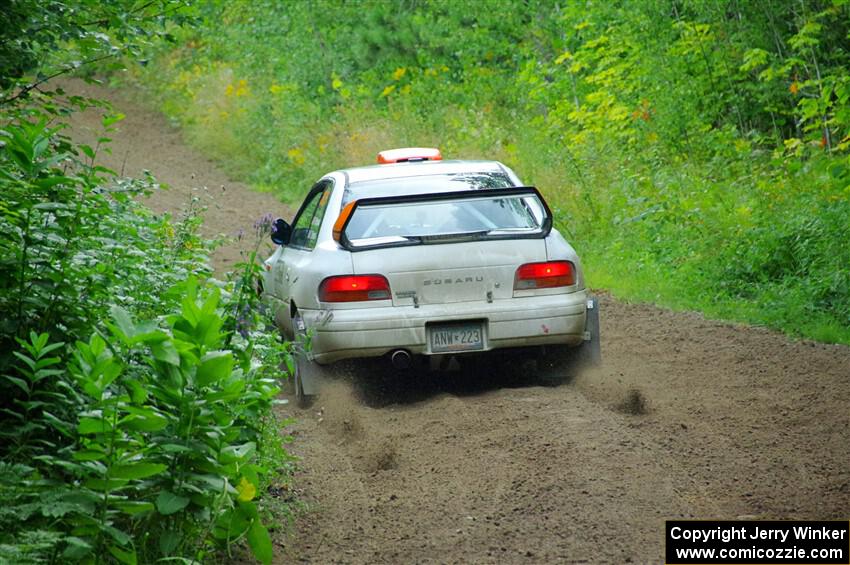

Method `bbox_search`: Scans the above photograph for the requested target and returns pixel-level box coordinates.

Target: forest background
[142,0,850,343]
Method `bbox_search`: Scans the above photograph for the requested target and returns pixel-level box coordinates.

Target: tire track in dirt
[286,375,717,563]
[63,79,850,564]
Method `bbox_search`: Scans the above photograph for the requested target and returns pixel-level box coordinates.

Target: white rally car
[262,148,600,404]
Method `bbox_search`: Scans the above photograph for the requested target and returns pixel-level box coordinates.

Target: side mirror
[271,218,292,245]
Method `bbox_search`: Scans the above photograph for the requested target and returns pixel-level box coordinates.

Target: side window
[290,183,331,250]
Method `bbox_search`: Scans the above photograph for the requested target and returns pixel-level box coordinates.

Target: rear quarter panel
[289,241,354,313]
[545,229,586,290]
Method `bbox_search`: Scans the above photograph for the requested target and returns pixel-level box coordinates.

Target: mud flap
[581,297,602,366]
[292,310,328,402]
[298,358,327,396]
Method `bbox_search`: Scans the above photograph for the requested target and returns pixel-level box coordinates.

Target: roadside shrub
[1,288,288,563]
[1,2,296,561]
[0,101,293,563]
[0,107,211,361]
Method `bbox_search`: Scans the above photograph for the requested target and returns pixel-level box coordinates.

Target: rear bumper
[301,290,589,364]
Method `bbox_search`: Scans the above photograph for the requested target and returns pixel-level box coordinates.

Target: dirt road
[66,80,850,564]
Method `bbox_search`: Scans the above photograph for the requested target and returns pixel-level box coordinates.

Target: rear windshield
[344,192,548,248]
[343,172,513,205]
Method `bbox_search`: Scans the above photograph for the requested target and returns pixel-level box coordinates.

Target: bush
[0,108,211,360]
[0,101,293,563]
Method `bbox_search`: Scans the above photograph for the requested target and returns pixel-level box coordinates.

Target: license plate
[429,321,485,353]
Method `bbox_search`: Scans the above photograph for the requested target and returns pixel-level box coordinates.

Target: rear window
[343,172,513,205]
[343,191,548,248]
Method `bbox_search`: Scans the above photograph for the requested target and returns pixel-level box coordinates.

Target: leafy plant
[0,2,296,562]
[0,74,292,565]
[2,283,289,562]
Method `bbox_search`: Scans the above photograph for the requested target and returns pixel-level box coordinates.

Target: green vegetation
[1,2,293,563]
[140,0,850,343]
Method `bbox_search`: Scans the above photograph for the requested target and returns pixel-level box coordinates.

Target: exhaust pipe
[390,349,412,370]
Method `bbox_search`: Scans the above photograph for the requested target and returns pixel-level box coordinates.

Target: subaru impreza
[262,148,600,404]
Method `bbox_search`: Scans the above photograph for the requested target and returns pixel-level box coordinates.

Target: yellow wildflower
[392,67,406,81]
[554,51,573,65]
[236,477,256,502]
[380,84,396,97]
[288,147,305,166]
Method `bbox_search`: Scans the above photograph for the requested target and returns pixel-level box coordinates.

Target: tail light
[514,261,575,290]
[319,275,391,302]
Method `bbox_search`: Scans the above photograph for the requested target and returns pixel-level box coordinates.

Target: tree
[0,0,194,104]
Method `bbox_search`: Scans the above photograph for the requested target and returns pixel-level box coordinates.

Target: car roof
[337,159,509,186]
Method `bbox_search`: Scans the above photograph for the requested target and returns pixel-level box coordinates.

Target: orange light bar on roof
[377,147,442,164]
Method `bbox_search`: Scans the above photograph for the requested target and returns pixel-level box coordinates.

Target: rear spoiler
[333,186,553,251]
